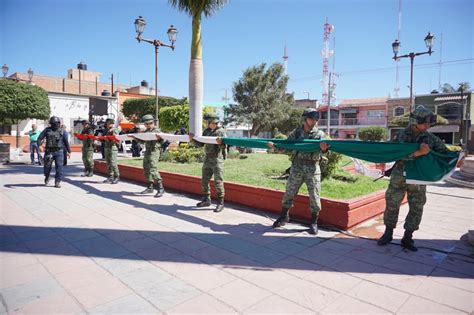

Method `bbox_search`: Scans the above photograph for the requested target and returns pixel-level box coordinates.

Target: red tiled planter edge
[94,160,399,230]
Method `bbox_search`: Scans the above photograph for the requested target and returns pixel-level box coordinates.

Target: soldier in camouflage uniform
[378,106,449,251]
[190,113,227,213]
[131,115,165,197]
[102,118,120,184]
[268,108,329,235]
[80,120,95,177]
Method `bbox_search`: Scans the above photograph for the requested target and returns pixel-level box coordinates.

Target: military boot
[308,212,318,235]
[103,177,113,184]
[273,207,290,228]
[154,181,165,198]
[86,169,94,177]
[196,196,211,207]
[111,177,120,184]
[401,230,418,252]
[81,170,88,177]
[214,199,224,213]
[141,182,155,194]
[54,180,61,188]
[377,227,394,246]
[44,176,50,186]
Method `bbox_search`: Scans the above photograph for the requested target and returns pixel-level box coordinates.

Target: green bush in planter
[358,126,387,142]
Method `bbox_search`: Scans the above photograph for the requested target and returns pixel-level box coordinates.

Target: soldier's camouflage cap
[302,108,320,119]
[204,112,219,123]
[141,114,155,123]
[410,105,437,125]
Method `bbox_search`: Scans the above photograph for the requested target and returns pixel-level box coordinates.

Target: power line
[291,58,474,82]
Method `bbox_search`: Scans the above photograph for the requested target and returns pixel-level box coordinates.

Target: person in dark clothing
[94,121,106,159]
[130,126,142,157]
[38,116,71,188]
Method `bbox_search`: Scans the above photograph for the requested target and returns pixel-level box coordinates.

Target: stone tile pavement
[0,153,473,314]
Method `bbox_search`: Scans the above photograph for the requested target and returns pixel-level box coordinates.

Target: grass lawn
[119,154,388,200]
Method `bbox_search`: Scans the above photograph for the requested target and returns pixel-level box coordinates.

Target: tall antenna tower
[321,18,334,106]
[283,44,289,76]
[330,37,337,105]
[394,0,402,97]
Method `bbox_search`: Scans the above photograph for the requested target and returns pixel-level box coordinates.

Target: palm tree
[441,83,455,93]
[168,0,228,136]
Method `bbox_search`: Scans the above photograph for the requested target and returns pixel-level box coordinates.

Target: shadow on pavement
[1,163,473,278]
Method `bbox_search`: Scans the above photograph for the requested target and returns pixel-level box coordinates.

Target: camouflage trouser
[282,162,321,215]
[82,148,94,171]
[143,152,161,183]
[384,166,427,231]
[202,157,224,199]
[105,147,119,178]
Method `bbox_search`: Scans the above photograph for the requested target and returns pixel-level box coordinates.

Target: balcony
[319,117,387,128]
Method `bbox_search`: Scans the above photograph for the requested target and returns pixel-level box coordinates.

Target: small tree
[158,105,215,133]
[0,79,50,123]
[0,79,50,147]
[159,105,189,132]
[225,63,294,136]
[358,126,387,142]
[273,107,304,135]
[389,113,448,128]
[122,96,188,122]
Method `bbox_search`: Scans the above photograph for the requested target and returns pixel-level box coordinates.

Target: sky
[1,0,472,106]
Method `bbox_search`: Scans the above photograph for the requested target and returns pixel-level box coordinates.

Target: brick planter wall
[94,160,399,230]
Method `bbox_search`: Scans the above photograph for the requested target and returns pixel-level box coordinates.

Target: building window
[394,106,405,116]
[0,124,12,134]
[367,110,385,118]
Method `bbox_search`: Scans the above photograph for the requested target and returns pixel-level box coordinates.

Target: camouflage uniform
[81,122,95,176]
[194,113,227,212]
[142,126,163,183]
[379,105,448,251]
[273,108,327,235]
[282,125,327,216]
[135,114,165,197]
[104,125,120,182]
[198,126,226,200]
[384,127,449,231]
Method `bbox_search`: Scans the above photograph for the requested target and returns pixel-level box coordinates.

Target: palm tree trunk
[189,12,203,136]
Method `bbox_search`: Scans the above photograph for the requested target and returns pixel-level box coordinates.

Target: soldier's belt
[294,159,317,165]
[205,153,221,158]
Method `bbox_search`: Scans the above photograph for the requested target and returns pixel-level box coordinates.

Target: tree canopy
[0,79,50,123]
[225,63,294,136]
[439,82,471,93]
[389,112,448,127]
[358,126,387,141]
[122,96,188,122]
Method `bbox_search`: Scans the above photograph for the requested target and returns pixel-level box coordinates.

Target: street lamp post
[134,16,177,127]
[2,64,8,77]
[392,32,434,112]
[27,68,34,83]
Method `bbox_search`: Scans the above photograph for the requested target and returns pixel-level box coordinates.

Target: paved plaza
[0,153,473,314]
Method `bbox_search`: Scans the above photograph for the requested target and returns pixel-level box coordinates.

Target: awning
[340,109,358,114]
[429,125,459,133]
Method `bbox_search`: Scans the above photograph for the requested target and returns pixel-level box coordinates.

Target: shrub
[161,146,205,163]
[358,126,387,141]
[226,149,241,159]
[320,152,343,181]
